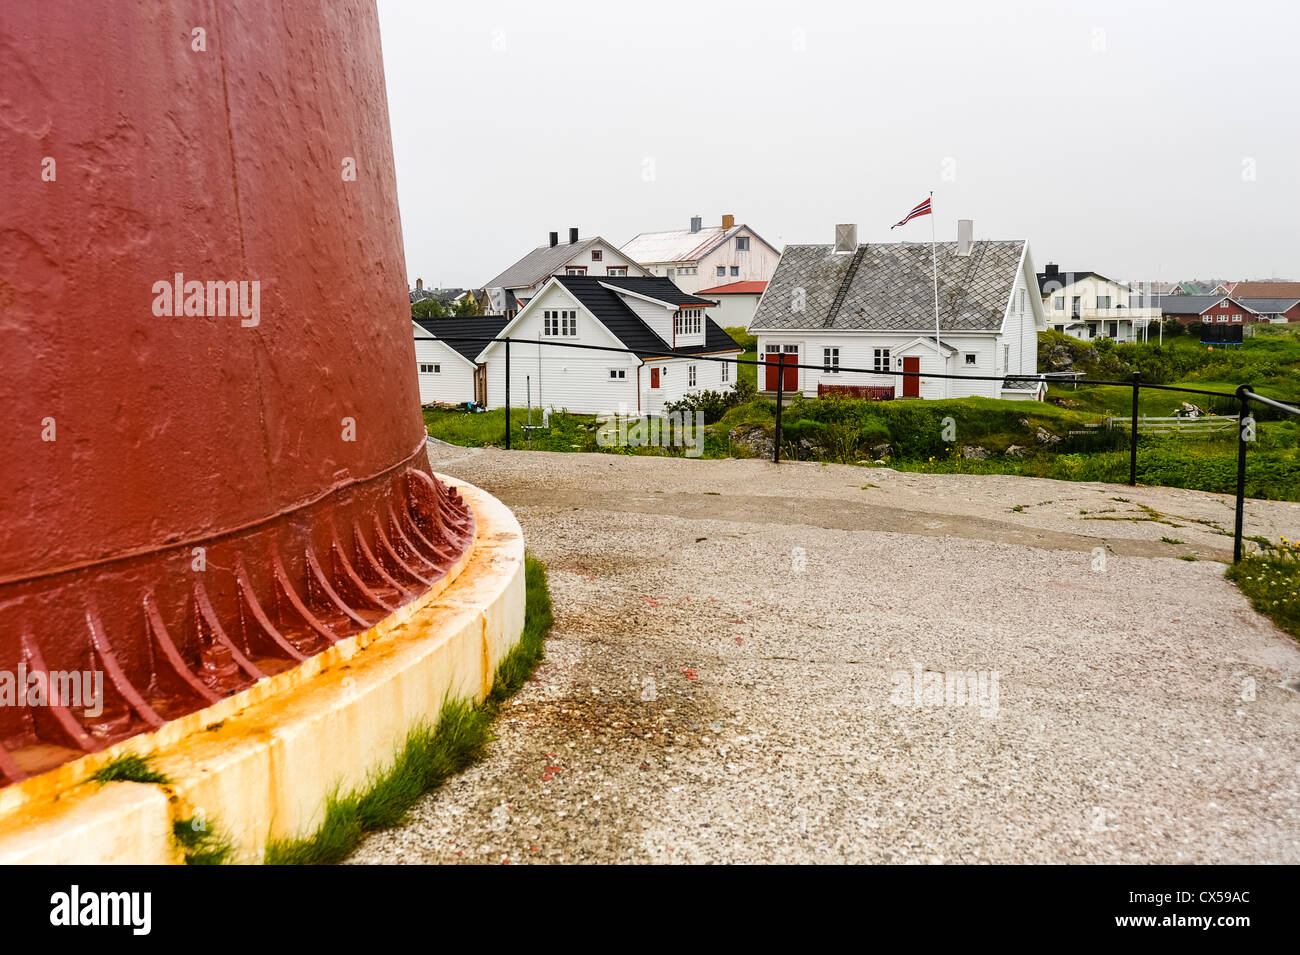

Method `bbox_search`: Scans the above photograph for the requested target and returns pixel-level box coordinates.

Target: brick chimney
[721,213,735,230]
[415,278,423,290]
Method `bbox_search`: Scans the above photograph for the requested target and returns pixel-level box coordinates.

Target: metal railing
[416,333,1300,562]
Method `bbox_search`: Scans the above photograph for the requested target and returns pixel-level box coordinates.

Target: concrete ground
[349,445,1300,864]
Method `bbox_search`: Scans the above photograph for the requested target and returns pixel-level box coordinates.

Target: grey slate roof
[483,238,603,290]
[751,240,1026,332]
[1157,295,1224,315]
[1240,297,1300,313]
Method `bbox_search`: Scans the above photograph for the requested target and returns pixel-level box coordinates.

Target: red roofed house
[695,279,768,328]
[1161,294,1300,326]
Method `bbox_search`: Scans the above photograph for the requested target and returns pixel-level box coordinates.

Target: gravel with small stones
[347,447,1300,864]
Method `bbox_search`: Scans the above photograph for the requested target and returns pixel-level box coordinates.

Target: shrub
[664,378,755,424]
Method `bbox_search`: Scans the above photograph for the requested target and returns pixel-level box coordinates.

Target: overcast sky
[376,0,1298,290]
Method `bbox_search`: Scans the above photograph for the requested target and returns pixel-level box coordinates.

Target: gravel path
[349,448,1300,864]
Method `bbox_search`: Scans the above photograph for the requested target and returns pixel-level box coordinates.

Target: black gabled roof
[1036,269,1115,292]
[414,315,510,363]
[594,275,716,307]
[554,275,740,359]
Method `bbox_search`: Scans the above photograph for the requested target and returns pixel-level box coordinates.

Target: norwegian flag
[891,196,932,229]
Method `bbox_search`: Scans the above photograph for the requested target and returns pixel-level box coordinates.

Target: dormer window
[674,307,703,336]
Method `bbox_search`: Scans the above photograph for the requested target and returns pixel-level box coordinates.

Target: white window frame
[872,348,890,373]
[688,365,697,387]
[823,347,840,373]
[609,368,626,379]
[721,360,729,382]
[674,308,703,336]
[419,363,440,374]
[964,353,977,366]
[736,236,750,252]
[543,309,578,337]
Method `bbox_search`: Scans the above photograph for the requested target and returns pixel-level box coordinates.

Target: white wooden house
[482,228,649,318]
[747,223,1048,401]
[1036,264,1161,341]
[621,215,780,295]
[474,275,741,416]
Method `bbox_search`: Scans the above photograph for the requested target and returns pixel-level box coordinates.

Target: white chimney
[957,219,974,256]
[834,224,857,254]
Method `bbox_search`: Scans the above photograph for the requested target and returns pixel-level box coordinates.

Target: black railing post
[1128,370,1140,486]
[773,353,784,463]
[1233,385,1250,562]
[504,337,511,450]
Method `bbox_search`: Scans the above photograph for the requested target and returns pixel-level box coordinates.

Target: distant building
[1167,279,1232,296]
[1159,295,1300,326]
[1230,280,1300,301]
[481,229,649,318]
[748,222,1047,402]
[1037,264,1161,342]
[621,214,780,294]
[695,280,768,329]
[410,279,470,310]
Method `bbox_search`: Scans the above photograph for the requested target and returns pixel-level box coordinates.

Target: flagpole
[930,191,943,398]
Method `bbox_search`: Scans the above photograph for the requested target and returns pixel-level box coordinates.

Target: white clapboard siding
[414,336,476,405]
[481,283,640,415]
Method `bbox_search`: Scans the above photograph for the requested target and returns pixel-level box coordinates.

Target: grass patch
[1226,538,1300,640]
[173,816,236,865]
[1179,555,1198,561]
[1161,537,1184,545]
[264,554,553,865]
[89,754,168,786]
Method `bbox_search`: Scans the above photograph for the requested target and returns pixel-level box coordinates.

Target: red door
[902,356,920,397]
[650,367,660,388]
[764,347,798,391]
